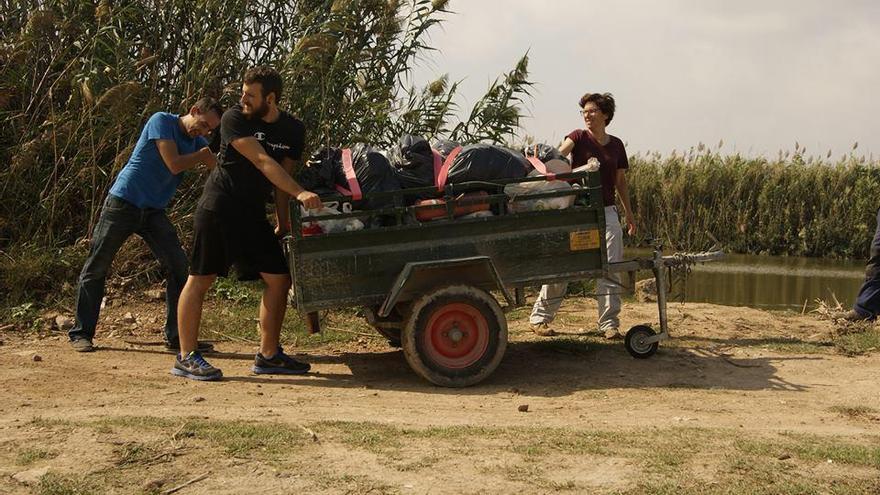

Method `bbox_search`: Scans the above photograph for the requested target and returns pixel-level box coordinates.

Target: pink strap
[434,146,462,192]
[339,148,362,201]
[527,156,556,181]
[431,150,443,189]
[527,145,556,180]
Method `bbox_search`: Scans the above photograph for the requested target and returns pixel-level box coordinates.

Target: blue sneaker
[253,347,310,375]
[171,351,222,381]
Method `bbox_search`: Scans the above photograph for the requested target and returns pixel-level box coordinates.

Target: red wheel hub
[422,302,489,369]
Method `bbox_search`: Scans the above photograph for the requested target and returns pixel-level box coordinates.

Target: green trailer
[285,172,720,387]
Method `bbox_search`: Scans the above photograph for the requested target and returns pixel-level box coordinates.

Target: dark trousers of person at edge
[853,207,880,319]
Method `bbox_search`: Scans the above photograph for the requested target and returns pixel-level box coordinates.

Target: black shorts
[189,207,288,279]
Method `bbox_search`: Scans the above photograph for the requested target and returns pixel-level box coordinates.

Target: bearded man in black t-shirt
[171,66,322,381]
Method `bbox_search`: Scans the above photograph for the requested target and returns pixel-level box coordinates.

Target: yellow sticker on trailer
[569,229,601,251]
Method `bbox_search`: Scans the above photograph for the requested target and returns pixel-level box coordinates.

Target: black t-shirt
[199,105,305,214]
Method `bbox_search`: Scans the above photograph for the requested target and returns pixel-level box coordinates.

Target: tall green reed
[0,0,533,304]
[627,147,880,259]
[0,0,531,248]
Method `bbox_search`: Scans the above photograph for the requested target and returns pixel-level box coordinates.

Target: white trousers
[529,206,624,331]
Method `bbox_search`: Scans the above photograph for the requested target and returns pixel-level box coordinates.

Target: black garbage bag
[523,143,570,165]
[443,143,530,184]
[432,139,462,161]
[296,154,339,196]
[389,134,435,190]
[299,144,400,213]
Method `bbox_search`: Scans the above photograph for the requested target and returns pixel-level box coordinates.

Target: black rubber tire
[625,325,659,359]
[402,285,507,387]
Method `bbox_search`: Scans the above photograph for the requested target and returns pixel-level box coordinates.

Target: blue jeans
[854,207,880,318]
[69,195,188,342]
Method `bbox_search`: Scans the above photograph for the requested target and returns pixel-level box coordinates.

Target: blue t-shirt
[109,112,208,209]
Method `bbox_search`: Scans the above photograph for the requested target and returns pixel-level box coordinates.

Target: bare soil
[1,295,879,494]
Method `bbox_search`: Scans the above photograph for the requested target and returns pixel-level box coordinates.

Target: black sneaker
[253,347,310,375]
[164,339,215,353]
[171,351,222,381]
[70,338,95,353]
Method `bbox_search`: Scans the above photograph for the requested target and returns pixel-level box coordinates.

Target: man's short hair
[243,66,283,103]
[579,92,616,125]
[193,97,224,119]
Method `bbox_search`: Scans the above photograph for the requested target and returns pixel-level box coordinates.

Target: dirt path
[1,299,879,494]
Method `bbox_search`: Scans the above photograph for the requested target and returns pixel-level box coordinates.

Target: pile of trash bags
[297,135,573,197]
[293,134,586,233]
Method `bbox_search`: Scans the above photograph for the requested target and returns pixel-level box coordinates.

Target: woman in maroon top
[530,92,636,339]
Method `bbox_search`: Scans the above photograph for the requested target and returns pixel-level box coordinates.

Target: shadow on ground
[103,334,820,396]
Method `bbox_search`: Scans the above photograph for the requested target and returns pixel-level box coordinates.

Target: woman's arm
[615,169,636,235]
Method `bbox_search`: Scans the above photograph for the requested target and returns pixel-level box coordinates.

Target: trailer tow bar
[608,245,724,358]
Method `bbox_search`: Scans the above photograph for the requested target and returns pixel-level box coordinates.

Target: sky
[409,0,880,158]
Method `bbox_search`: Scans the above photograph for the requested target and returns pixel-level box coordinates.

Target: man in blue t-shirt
[69,98,223,353]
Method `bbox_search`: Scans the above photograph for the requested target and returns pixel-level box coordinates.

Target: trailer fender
[378,256,513,318]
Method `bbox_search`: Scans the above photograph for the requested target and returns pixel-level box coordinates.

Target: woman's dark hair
[579,92,615,125]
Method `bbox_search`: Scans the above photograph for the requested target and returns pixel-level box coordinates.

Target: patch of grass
[834,327,880,356]
[829,405,878,419]
[622,448,880,495]
[513,429,626,458]
[183,419,308,458]
[396,454,441,472]
[27,417,74,432]
[295,309,369,348]
[0,244,85,309]
[36,473,97,495]
[414,424,504,440]
[31,417,880,494]
[198,298,364,347]
[210,277,259,304]
[549,480,579,491]
[114,441,159,466]
[100,416,309,459]
[200,301,260,342]
[312,472,395,493]
[760,339,831,354]
[719,449,880,495]
[505,305,531,321]
[16,447,57,465]
[100,416,176,430]
[503,462,544,483]
[737,433,880,468]
[317,420,403,456]
[9,301,37,320]
[780,432,880,467]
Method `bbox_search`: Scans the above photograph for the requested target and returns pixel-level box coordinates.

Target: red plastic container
[415,191,490,222]
[301,222,324,236]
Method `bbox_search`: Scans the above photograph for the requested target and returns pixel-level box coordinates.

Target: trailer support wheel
[403,285,507,387]
[624,325,659,359]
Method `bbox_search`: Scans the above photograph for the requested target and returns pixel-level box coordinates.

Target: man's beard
[245,101,269,120]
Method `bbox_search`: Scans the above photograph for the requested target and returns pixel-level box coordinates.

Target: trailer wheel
[403,285,507,387]
[625,325,659,359]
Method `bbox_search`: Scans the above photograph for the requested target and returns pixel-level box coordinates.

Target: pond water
[627,249,868,311]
